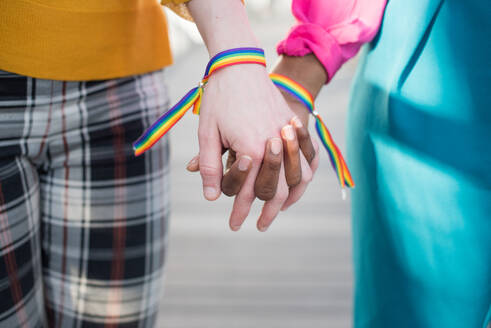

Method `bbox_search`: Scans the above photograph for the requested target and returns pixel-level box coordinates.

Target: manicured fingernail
[231,225,241,231]
[281,125,295,140]
[270,138,282,155]
[291,116,303,128]
[238,156,252,171]
[204,187,218,200]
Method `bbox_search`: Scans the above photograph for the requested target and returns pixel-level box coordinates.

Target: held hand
[251,120,319,231]
[165,1,331,230]
[196,64,314,229]
[281,117,319,211]
[187,117,320,231]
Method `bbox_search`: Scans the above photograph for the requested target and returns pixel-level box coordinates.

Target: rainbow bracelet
[269,73,354,189]
[132,47,267,156]
[132,48,354,190]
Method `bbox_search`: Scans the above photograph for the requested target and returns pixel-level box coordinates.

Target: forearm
[271,54,327,125]
[276,0,386,83]
[187,0,259,56]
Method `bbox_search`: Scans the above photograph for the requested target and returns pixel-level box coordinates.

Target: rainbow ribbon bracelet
[269,73,354,189]
[133,47,267,156]
[133,47,354,189]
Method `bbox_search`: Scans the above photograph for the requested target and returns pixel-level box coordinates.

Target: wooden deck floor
[157,14,358,328]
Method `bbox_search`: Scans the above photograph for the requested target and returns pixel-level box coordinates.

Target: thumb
[186,155,200,172]
[198,126,223,201]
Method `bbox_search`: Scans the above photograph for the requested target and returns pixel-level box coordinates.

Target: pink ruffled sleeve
[277,0,387,81]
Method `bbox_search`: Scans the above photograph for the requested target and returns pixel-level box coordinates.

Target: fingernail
[270,138,282,155]
[231,225,241,231]
[238,156,252,171]
[186,157,198,170]
[204,187,218,200]
[291,116,303,128]
[282,125,295,141]
[258,225,268,232]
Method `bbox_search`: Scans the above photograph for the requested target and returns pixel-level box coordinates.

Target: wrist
[203,47,269,88]
[211,60,268,77]
[187,0,260,56]
[283,97,310,126]
[271,54,327,99]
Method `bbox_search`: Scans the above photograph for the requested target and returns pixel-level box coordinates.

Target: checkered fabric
[0,69,171,328]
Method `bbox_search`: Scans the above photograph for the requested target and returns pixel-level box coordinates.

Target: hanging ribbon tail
[133,87,201,156]
[132,47,266,157]
[314,115,354,189]
[269,73,355,189]
[192,86,203,115]
[335,144,355,188]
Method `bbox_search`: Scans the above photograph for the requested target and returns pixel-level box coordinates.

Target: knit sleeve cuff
[162,1,193,21]
[277,23,344,83]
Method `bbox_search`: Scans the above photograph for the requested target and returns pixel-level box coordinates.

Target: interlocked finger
[222,155,252,196]
[254,138,283,201]
[291,117,316,164]
[282,124,302,188]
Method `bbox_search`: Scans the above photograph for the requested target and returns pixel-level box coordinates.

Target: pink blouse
[277,0,387,81]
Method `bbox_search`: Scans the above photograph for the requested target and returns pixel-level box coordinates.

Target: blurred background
[158,2,359,327]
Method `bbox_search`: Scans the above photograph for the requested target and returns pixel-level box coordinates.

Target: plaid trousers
[0,69,170,328]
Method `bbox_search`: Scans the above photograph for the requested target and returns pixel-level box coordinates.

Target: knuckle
[221,178,241,197]
[255,186,276,201]
[287,172,302,187]
[198,131,214,145]
[266,159,281,171]
[243,191,256,203]
[297,127,310,141]
[200,164,220,178]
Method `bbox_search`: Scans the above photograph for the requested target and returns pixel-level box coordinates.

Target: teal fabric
[346,0,491,327]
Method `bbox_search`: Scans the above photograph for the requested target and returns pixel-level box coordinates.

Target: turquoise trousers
[347,0,491,326]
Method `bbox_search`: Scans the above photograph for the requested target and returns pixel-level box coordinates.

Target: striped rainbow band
[133,47,266,156]
[132,49,354,189]
[269,73,354,189]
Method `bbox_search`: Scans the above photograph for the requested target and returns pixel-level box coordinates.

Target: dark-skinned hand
[187,116,319,231]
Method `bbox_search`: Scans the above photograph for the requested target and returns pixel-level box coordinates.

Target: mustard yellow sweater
[0,0,191,81]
